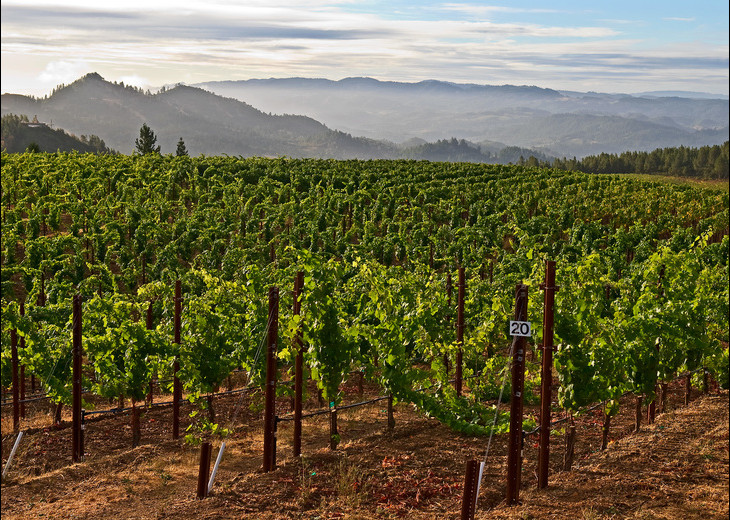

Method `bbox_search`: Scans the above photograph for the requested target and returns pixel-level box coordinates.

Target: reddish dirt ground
[1,375,728,520]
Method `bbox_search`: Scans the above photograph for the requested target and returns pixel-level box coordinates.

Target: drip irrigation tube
[523,368,707,437]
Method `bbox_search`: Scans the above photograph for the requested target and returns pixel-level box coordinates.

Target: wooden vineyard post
[293,271,304,457]
[132,402,141,448]
[460,459,479,520]
[173,280,182,440]
[648,390,657,424]
[80,409,85,458]
[19,368,25,419]
[329,405,339,450]
[54,402,63,426]
[601,410,611,450]
[387,394,395,430]
[563,414,576,471]
[197,442,212,499]
[538,260,557,489]
[207,394,215,423]
[11,325,19,433]
[455,267,465,397]
[72,294,83,462]
[263,286,279,472]
[506,284,528,505]
[19,302,26,419]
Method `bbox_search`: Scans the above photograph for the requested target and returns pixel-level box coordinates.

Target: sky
[1,0,728,97]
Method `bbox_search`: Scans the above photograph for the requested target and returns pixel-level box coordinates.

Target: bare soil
[1,376,728,520]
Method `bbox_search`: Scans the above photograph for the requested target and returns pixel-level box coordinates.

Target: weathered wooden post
[537,260,557,489]
[460,459,480,520]
[263,287,279,471]
[506,284,528,505]
[19,302,26,419]
[197,442,212,499]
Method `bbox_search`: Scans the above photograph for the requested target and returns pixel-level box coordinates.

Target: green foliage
[83,293,165,402]
[402,385,535,436]
[135,123,161,155]
[707,349,729,390]
[184,407,230,446]
[550,141,729,180]
[1,153,727,434]
[470,355,541,405]
[176,138,188,157]
[177,269,268,397]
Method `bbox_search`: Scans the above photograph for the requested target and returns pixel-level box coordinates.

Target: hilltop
[0,73,396,158]
[196,77,729,157]
[2,73,727,159]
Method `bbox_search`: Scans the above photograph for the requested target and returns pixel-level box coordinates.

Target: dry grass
[2,377,728,520]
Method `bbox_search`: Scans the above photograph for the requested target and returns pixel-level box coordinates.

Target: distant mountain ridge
[0,73,553,161]
[1,73,727,160]
[195,77,729,157]
[1,73,356,157]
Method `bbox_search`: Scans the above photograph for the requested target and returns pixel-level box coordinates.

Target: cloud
[663,17,695,22]
[37,60,93,85]
[0,2,614,44]
[1,1,727,96]
[439,3,560,16]
[118,74,150,89]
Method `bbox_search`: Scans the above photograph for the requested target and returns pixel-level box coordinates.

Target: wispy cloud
[439,3,561,16]
[663,17,695,22]
[38,60,92,85]
[1,0,727,96]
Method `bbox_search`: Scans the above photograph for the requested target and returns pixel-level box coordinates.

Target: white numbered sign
[509,321,531,337]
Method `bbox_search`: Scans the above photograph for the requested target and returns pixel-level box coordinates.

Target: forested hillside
[547,141,729,179]
[1,114,113,154]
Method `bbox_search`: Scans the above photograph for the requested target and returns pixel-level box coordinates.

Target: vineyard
[1,152,729,519]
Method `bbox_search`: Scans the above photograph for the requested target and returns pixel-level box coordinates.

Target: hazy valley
[2,73,728,160]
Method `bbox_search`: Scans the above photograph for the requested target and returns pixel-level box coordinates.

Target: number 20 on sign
[509,321,531,337]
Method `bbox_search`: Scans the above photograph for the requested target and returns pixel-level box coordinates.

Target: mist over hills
[1,73,727,160]
[1,73,366,158]
[195,77,729,157]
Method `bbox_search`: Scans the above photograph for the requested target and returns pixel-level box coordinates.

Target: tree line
[0,114,114,154]
[135,123,187,156]
[538,141,729,180]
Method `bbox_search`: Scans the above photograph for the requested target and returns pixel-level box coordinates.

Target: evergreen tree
[135,123,161,155]
[175,137,188,156]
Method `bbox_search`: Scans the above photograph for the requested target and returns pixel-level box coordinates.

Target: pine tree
[135,123,161,155]
[175,137,188,156]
